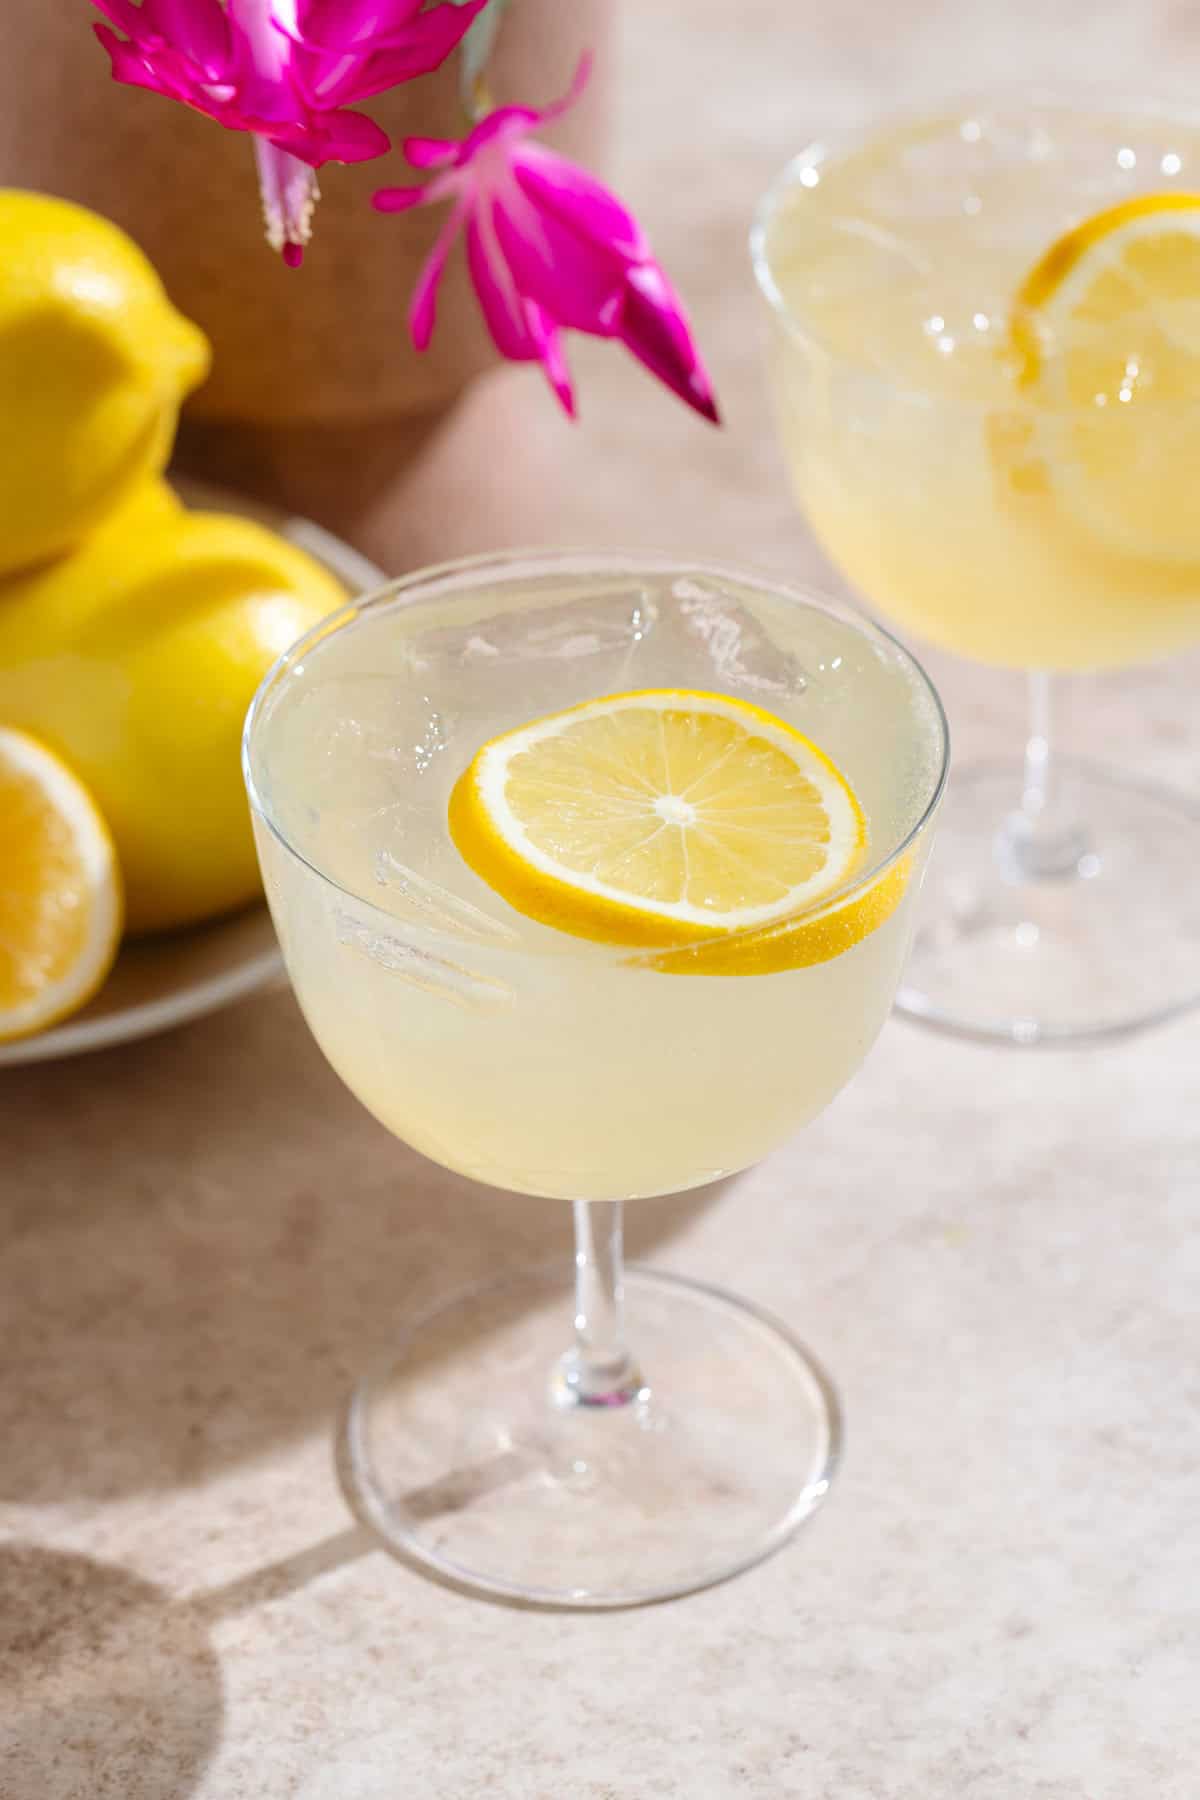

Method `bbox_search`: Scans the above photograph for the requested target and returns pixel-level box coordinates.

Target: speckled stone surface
[4,3,1200,1795]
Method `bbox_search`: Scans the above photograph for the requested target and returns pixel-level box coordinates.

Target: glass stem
[1021,668,1054,829]
[999,671,1091,881]
[553,1202,644,1409]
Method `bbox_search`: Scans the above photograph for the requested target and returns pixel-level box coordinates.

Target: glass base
[897,759,1200,1044]
[338,1266,840,1610]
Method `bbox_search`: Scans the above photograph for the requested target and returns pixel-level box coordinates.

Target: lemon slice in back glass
[1006,192,1200,559]
[449,689,896,970]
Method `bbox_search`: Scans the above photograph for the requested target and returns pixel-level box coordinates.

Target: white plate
[0,485,385,1068]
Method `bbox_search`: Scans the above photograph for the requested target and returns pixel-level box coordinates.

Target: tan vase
[0,2,612,563]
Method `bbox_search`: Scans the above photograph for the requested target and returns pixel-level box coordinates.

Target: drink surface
[762,102,1200,670]
[250,568,942,1199]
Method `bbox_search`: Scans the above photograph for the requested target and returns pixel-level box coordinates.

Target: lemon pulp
[1004,191,1200,560]
[449,688,896,970]
[0,727,122,1042]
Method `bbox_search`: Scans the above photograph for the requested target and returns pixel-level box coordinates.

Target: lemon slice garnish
[0,727,122,1042]
[449,689,884,966]
[1001,192,1200,558]
[644,855,910,975]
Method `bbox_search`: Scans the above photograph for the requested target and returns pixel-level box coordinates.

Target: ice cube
[335,910,513,1011]
[670,577,808,695]
[405,586,658,671]
[372,848,519,945]
[266,675,453,836]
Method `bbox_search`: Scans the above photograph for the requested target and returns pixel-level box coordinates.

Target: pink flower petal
[402,135,461,170]
[93,0,404,261]
[323,107,392,159]
[284,44,354,108]
[408,198,470,349]
[427,56,589,169]
[288,0,426,50]
[513,143,647,263]
[373,168,455,211]
[300,2,487,108]
[373,184,434,213]
[225,0,299,122]
[372,46,720,426]
[528,51,593,130]
[362,0,487,50]
[490,183,625,333]
[90,0,155,41]
[293,0,481,52]
[94,22,194,103]
[463,107,543,161]
[142,0,231,76]
[617,262,720,423]
[269,107,391,164]
[526,302,577,418]
[466,207,537,361]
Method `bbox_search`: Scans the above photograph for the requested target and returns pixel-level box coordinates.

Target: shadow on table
[0,1543,223,1800]
[0,988,731,1504]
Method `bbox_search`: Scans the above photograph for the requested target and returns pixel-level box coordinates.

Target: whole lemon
[0,190,210,577]
[0,481,346,933]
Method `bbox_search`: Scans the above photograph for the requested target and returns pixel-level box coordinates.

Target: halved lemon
[0,727,122,1042]
[449,689,880,966]
[1001,192,1200,558]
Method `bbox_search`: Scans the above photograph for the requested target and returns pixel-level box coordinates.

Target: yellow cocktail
[755,99,1200,1041]
[244,550,947,1605]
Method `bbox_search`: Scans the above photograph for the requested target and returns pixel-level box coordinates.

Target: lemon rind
[641,854,911,976]
[0,727,123,1042]
[449,688,867,951]
[1009,190,1200,388]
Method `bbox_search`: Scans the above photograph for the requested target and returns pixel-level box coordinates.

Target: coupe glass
[753,97,1200,1043]
[243,549,947,1607]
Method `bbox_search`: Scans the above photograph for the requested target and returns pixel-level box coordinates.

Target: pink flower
[372,57,720,423]
[92,0,487,264]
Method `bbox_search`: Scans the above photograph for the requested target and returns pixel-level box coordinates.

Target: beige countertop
[3,2,1199,1794]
